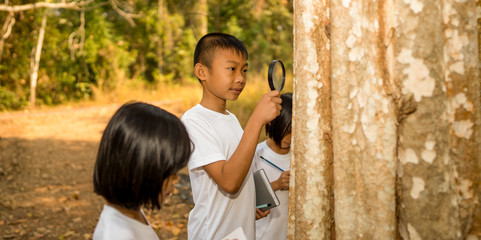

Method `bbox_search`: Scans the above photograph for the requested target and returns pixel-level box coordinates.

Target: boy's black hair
[93,102,192,210]
[193,32,248,70]
[266,93,292,147]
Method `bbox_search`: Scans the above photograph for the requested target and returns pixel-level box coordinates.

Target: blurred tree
[208,0,293,72]
[29,9,47,108]
[191,0,207,39]
[0,0,138,108]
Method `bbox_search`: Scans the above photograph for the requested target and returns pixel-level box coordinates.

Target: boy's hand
[252,90,282,126]
[272,170,290,191]
[208,91,281,195]
[255,208,270,220]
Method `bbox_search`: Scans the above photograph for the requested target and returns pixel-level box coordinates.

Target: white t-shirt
[254,140,290,240]
[181,104,256,240]
[93,204,159,240]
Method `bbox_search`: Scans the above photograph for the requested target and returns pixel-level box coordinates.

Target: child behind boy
[93,102,193,240]
[254,92,292,240]
[181,32,282,240]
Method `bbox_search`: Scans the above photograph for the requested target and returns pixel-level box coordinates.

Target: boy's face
[197,48,248,102]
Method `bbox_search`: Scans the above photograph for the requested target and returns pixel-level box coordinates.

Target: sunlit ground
[0,71,293,239]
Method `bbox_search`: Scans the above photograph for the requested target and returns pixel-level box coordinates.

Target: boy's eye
[243,69,248,73]
[228,67,235,71]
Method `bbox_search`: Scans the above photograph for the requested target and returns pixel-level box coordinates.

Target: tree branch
[68,8,85,59]
[109,0,141,27]
[0,11,15,61]
[0,0,140,62]
[0,0,94,12]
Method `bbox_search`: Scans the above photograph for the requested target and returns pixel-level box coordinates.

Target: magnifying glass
[268,60,285,91]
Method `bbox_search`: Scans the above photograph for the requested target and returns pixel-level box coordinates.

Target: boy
[181,33,282,240]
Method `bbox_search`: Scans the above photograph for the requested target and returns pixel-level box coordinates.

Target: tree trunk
[288,0,333,239]
[198,0,207,36]
[474,0,481,237]
[291,0,481,239]
[330,1,397,239]
[395,1,481,239]
[29,10,47,109]
[192,0,207,39]
[157,0,163,75]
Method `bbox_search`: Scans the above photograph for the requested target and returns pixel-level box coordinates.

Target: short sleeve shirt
[181,104,256,240]
[93,204,159,240]
[254,141,290,240]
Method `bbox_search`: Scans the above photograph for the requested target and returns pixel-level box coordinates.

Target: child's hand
[272,170,290,191]
[255,208,270,220]
[252,91,282,126]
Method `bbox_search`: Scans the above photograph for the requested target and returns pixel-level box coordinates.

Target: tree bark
[330,1,397,239]
[443,1,481,237]
[29,10,47,109]
[291,0,480,239]
[395,1,481,239]
[288,0,333,239]
[474,0,481,237]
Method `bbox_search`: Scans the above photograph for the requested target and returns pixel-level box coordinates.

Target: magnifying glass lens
[268,60,285,91]
[273,63,284,90]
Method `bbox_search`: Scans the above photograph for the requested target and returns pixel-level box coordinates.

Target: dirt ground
[0,101,192,239]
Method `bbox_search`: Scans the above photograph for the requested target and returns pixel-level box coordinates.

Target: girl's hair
[93,102,193,210]
[266,93,292,146]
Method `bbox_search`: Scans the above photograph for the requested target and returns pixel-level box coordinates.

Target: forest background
[0,1,292,238]
[0,0,293,116]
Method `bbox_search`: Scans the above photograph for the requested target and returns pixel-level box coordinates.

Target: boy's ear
[194,63,207,81]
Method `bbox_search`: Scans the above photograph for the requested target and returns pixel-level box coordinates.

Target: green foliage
[0,0,293,110]
[0,10,36,90]
[208,0,293,72]
[83,8,136,89]
[0,86,28,111]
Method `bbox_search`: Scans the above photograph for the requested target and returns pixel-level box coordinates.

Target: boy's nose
[235,73,246,84]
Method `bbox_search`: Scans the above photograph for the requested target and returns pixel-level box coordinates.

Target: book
[254,168,280,211]
[222,227,247,240]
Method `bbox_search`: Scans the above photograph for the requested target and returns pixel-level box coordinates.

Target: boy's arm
[203,91,282,194]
